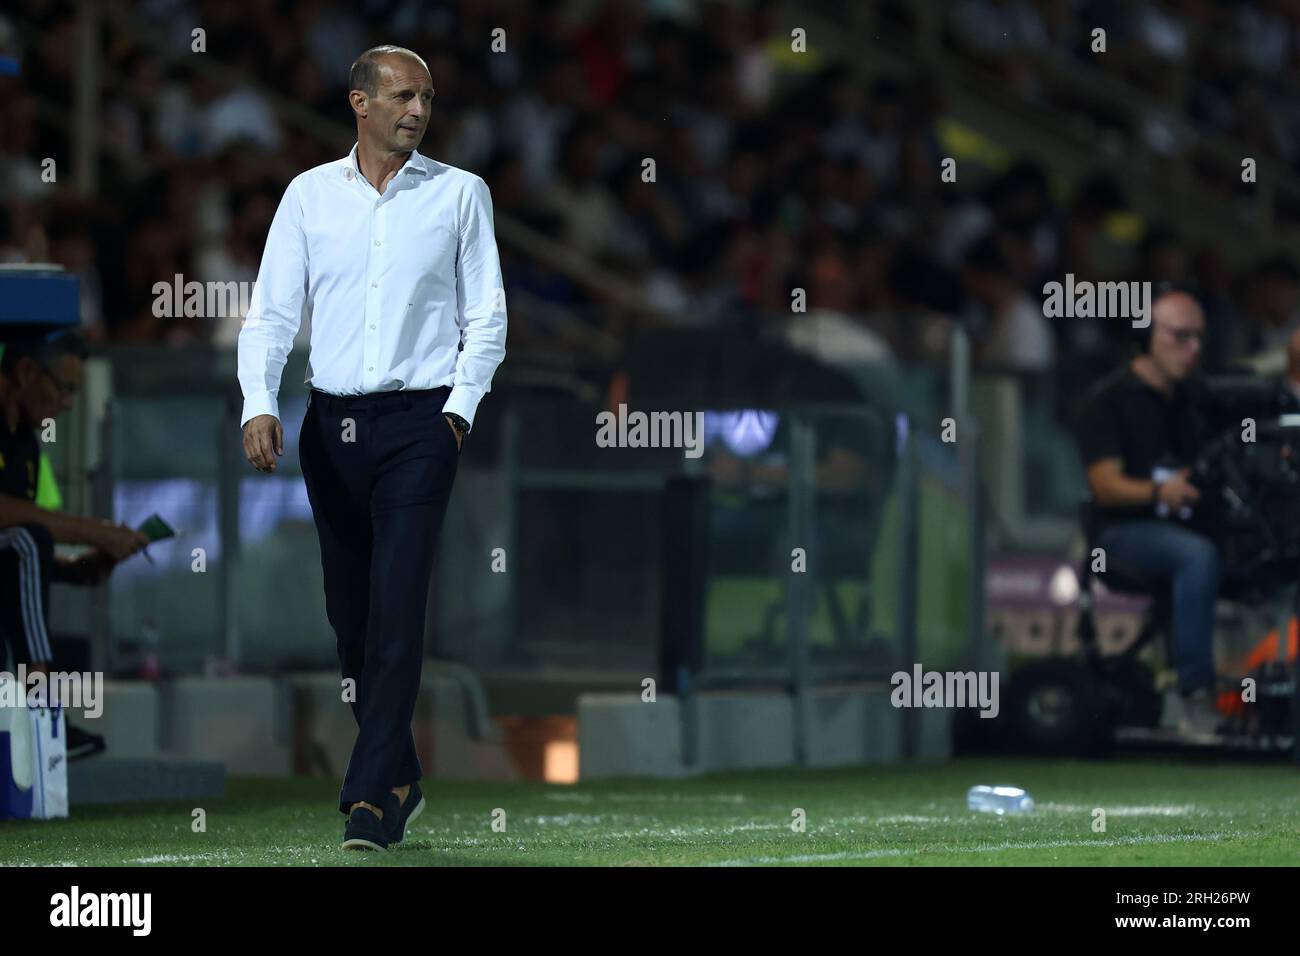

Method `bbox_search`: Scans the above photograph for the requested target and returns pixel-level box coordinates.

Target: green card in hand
[136,513,176,543]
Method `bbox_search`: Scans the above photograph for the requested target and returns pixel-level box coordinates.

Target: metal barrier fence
[43,347,984,701]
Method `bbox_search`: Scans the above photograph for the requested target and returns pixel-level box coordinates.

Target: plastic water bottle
[967,785,1034,815]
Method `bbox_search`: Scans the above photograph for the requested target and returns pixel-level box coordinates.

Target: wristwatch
[444,412,471,437]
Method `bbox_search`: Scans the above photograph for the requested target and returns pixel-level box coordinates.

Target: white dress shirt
[237,143,507,429]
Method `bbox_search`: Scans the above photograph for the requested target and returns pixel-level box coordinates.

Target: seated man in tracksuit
[1077,291,1223,742]
[0,332,150,757]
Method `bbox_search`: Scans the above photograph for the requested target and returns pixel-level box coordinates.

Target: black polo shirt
[0,411,39,503]
[1077,365,1205,528]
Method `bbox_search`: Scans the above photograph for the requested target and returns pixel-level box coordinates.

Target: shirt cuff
[442,386,485,428]
[240,391,280,430]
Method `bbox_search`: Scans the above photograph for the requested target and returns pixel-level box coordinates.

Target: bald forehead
[1151,291,1204,328]
[376,55,431,90]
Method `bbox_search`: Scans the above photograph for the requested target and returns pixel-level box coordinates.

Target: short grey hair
[349,45,430,97]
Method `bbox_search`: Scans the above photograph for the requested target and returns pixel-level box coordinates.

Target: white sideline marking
[658,821,787,836]
[127,848,314,864]
[1037,803,1200,817]
[507,819,790,838]
[705,831,1237,866]
[607,793,748,804]
[526,814,609,827]
[128,858,228,868]
[869,805,1204,824]
[543,792,748,804]
[129,853,219,863]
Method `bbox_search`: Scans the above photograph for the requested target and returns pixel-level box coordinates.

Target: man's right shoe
[342,804,390,851]
[386,782,425,845]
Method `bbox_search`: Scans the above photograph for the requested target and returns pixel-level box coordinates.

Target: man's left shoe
[66,723,106,761]
[386,782,425,845]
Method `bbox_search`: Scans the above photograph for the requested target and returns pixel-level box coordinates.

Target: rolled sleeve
[444,175,508,427]
[237,177,309,429]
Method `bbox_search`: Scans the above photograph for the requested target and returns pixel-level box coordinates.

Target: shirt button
[368,366,374,371]
[371,282,377,288]
[374,240,381,246]
[370,324,376,330]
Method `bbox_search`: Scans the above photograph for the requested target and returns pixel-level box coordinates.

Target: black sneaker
[342,802,390,851]
[66,722,106,761]
[386,783,425,845]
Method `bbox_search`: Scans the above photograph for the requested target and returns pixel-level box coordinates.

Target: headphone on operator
[1132,281,1196,354]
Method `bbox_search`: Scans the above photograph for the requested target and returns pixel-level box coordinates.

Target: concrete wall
[805,687,903,766]
[286,667,518,781]
[578,685,952,779]
[64,676,953,783]
[578,693,687,779]
[157,676,291,776]
[69,680,161,759]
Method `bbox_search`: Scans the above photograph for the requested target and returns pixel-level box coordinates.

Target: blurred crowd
[945,0,1300,177]
[1,0,1299,419]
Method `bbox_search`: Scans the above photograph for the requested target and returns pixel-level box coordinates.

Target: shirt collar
[342,143,429,184]
[1124,362,1181,402]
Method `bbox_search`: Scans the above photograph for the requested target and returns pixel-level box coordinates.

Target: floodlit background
[1,0,1297,857]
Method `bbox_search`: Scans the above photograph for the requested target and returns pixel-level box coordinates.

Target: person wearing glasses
[0,331,152,758]
[1077,290,1222,742]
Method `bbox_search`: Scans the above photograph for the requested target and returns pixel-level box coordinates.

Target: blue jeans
[1094,520,1220,693]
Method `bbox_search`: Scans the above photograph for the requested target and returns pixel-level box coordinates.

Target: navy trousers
[298,385,459,815]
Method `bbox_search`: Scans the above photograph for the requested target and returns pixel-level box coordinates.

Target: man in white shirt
[237,45,507,851]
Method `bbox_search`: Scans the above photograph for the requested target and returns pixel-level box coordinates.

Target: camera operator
[1078,291,1223,742]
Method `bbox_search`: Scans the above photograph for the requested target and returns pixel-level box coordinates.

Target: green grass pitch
[3,758,1298,866]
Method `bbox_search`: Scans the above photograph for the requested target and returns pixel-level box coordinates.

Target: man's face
[357,56,433,153]
[1149,309,1205,382]
[17,354,81,427]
